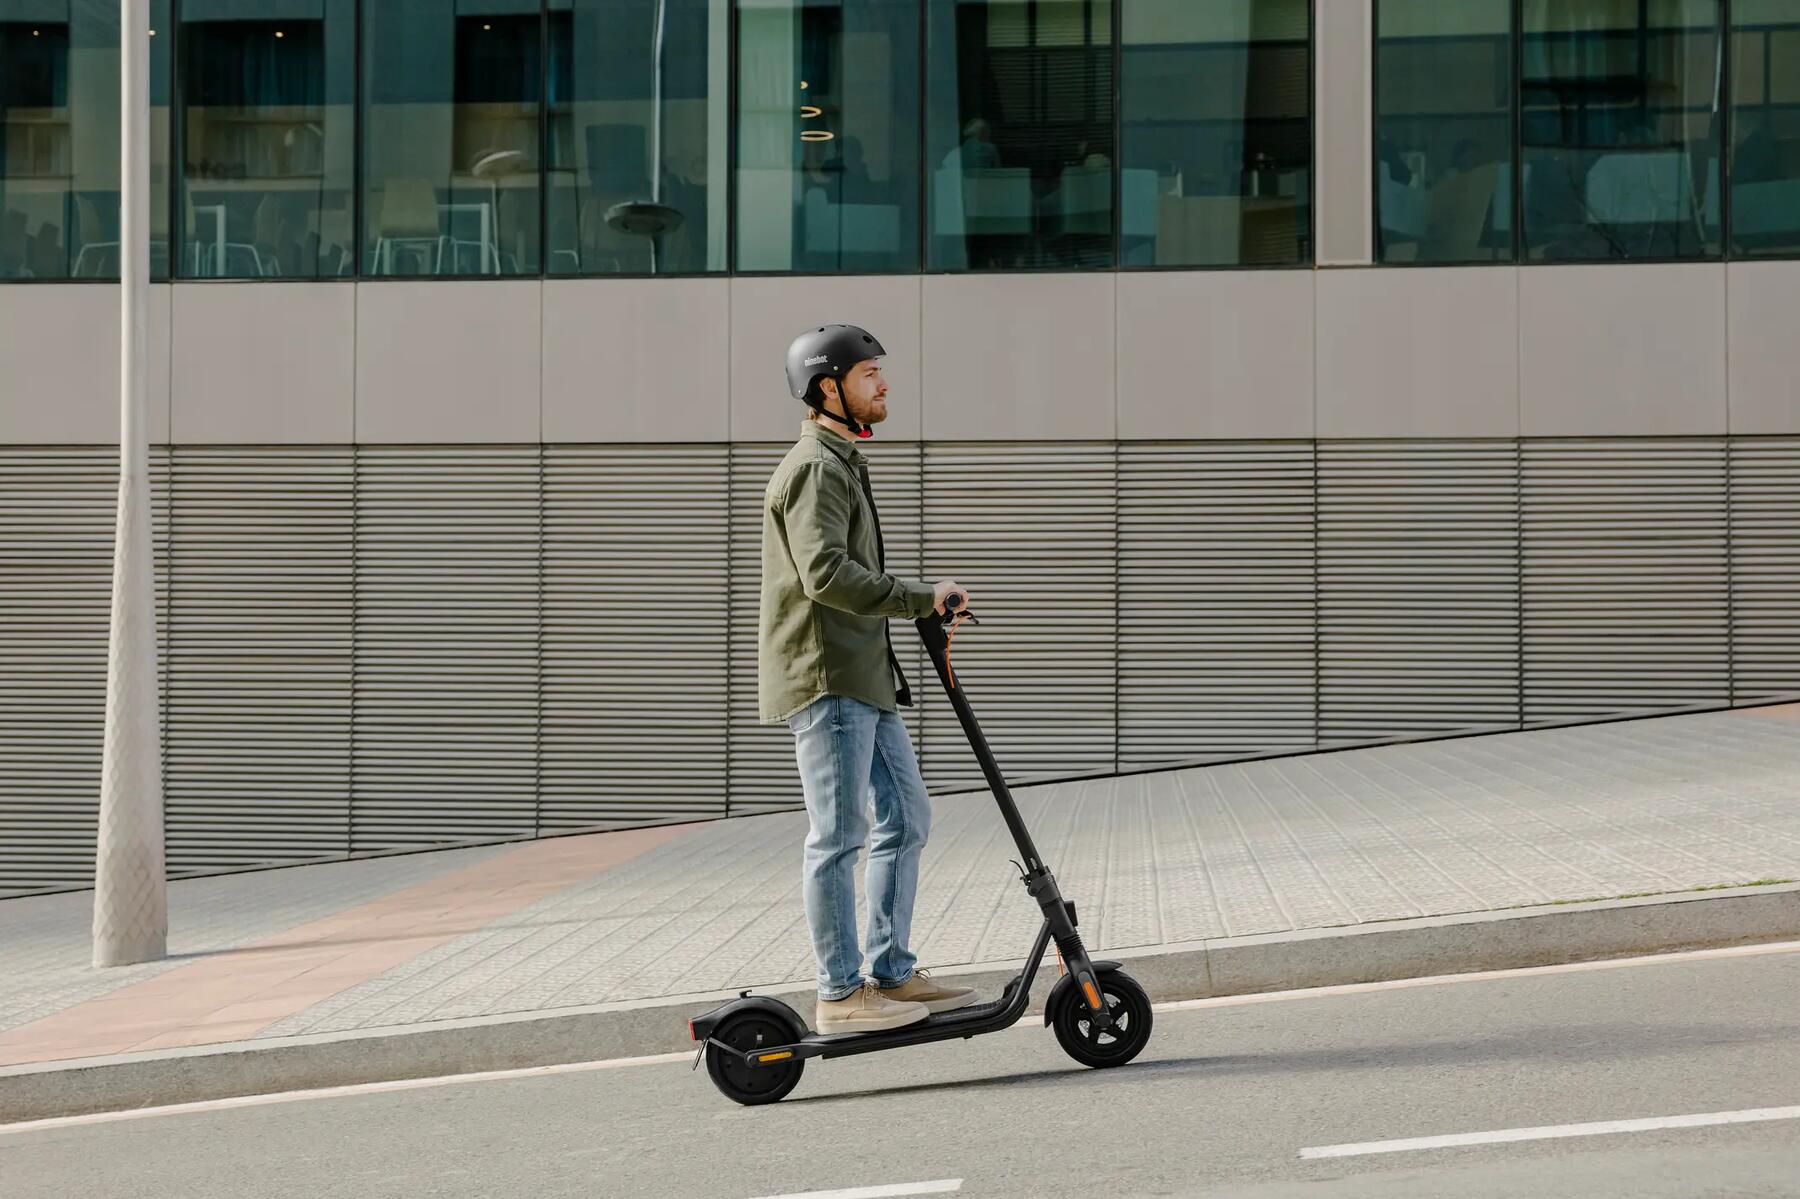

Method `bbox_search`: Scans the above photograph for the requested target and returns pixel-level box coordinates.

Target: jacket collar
[800,419,865,467]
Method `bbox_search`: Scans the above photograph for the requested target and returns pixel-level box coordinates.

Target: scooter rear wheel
[1052,970,1152,1068]
[705,1012,805,1105]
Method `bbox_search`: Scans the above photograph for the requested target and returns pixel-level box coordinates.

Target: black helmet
[785,324,886,439]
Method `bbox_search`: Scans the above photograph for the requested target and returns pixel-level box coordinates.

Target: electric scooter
[689,595,1153,1105]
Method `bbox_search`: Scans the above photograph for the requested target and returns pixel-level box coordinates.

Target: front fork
[1024,866,1114,1031]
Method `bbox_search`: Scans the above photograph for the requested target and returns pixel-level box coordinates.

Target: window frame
[1369,0,1798,268]
[66,0,1800,280]
[1108,0,1319,274]
[0,0,175,283]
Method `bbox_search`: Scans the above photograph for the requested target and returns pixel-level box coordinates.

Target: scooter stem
[914,614,1045,875]
[914,612,1112,1026]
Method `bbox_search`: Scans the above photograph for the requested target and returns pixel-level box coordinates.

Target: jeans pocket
[787,696,833,735]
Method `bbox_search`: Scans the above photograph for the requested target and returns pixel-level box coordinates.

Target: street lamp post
[92,0,167,968]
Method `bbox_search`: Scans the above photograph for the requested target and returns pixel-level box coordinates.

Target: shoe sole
[917,991,980,1016]
[815,1003,930,1036]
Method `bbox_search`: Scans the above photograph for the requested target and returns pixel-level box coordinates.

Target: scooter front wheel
[1052,970,1152,1068]
[705,1012,806,1105]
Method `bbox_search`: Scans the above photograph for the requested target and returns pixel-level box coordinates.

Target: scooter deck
[804,993,1013,1046]
[796,982,1024,1057]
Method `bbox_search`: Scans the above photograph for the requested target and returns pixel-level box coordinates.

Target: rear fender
[688,995,806,1043]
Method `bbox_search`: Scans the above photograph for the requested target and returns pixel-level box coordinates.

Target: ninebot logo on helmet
[804,355,830,366]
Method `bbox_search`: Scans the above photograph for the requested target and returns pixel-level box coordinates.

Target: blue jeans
[787,695,932,1001]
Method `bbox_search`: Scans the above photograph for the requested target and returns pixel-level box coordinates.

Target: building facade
[2,0,1799,896]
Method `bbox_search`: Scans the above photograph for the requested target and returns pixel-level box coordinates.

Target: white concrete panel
[0,284,170,444]
[172,283,354,443]
[1117,270,1313,440]
[729,275,922,442]
[355,281,541,443]
[1316,0,1373,265]
[544,278,728,442]
[1728,261,1800,435]
[1317,267,1519,438]
[921,273,1116,441]
[1520,264,1727,437]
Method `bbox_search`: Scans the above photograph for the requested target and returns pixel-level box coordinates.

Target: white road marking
[1300,1104,1800,1159]
[0,1050,693,1137]
[1152,937,1800,1015]
[8,938,1796,1138]
[750,1183,962,1199]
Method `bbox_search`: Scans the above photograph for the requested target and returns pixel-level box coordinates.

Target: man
[759,324,980,1035]
[942,117,1001,170]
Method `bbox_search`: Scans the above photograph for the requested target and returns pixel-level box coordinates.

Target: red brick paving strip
[1740,703,1800,721]
[0,825,691,1067]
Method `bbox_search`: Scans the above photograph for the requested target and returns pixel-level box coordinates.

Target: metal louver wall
[921,443,1117,789]
[1522,439,1730,724]
[7,435,1800,898]
[164,448,353,873]
[350,447,542,852]
[1317,441,1521,747]
[1730,438,1800,704]
[1118,443,1315,769]
[541,446,728,830]
[152,449,171,807]
[0,449,168,898]
[725,444,795,816]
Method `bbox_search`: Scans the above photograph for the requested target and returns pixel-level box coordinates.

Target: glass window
[0,1,170,280]
[1120,0,1310,268]
[177,0,354,279]
[927,0,1113,271]
[361,0,543,276]
[1374,0,1513,264]
[546,0,727,275]
[735,0,920,273]
[1729,0,1800,256]
[1521,0,1723,261]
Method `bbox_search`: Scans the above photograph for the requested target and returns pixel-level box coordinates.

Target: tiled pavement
[4,707,1800,1067]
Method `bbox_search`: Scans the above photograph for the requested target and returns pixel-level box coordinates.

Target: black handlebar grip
[944,592,965,612]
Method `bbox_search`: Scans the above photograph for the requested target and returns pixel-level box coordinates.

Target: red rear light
[687,1019,697,1041]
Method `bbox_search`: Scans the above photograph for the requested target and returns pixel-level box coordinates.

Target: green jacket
[759,422,937,723]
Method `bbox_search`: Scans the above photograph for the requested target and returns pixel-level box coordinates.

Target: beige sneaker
[880,969,979,1015]
[815,982,930,1035]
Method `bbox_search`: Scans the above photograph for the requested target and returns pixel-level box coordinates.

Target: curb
[4,882,1797,1124]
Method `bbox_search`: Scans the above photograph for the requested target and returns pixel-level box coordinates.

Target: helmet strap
[811,379,871,439]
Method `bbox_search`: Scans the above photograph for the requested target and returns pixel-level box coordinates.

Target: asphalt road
[5,944,1799,1199]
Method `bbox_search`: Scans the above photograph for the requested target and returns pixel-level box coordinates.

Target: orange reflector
[757,1051,794,1063]
[1081,979,1102,1010]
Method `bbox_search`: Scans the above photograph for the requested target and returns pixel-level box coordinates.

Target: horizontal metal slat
[1522,439,1729,722]
[1317,441,1520,747]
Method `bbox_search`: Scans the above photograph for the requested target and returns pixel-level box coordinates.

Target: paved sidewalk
[4,707,1800,1068]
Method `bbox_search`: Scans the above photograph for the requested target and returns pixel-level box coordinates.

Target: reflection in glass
[546,0,726,274]
[735,0,919,272]
[0,1,171,280]
[1521,0,1723,261]
[360,0,542,276]
[1119,0,1309,268]
[928,0,1114,270]
[1729,0,1800,256]
[178,0,354,279]
[1375,0,1512,263]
